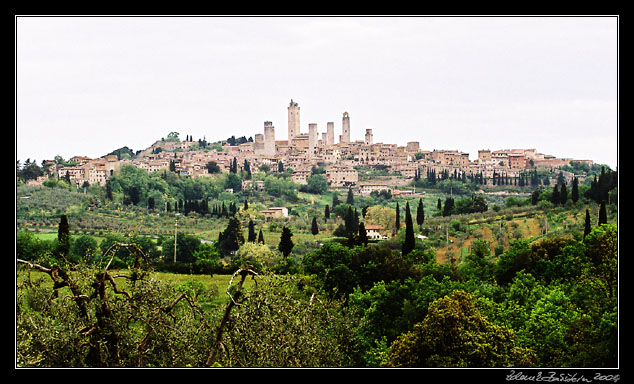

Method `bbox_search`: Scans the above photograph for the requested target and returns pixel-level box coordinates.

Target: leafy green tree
[17,230,54,262]
[70,235,99,263]
[303,174,328,194]
[192,242,222,274]
[278,226,294,257]
[224,172,242,193]
[220,274,354,367]
[494,239,532,285]
[235,242,279,271]
[387,290,537,367]
[584,224,617,299]
[460,239,495,282]
[170,234,202,264]
[206,161,221,174]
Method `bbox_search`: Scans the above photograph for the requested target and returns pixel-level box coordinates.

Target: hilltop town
[31,99,594,193]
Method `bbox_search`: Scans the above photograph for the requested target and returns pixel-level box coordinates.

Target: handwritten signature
[506,370,620,383]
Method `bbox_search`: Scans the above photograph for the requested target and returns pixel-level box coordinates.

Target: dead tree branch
[205,267,258,367]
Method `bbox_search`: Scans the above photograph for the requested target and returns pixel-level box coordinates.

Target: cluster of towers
[255,99,364,157]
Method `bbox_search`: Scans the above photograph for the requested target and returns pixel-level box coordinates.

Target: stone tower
[288,99,300,144]
[341,112,350,143]
[308,123,318,154]
[365,129,373,145]
[326,122,334,146]
[264,121,276,156]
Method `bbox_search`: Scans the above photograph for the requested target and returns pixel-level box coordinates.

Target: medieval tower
[341,112,350,143]
[365,129,373,146]
[308,123,318,154]
[263,121,276,156]
[288,99,300,143]
[326,122,334,146]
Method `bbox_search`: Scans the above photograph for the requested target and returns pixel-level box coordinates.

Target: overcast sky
[16,16,618,169]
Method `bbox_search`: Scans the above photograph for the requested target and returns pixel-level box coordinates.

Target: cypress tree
[352,208,359,233]
[247,219,256,242]
[598,201,608,225]
[571,177,579,203]
[358,222,369,246]
[311,217,319,236]
[278,226,294,257]
[560,183,567,205]
[395,202,400,232]
[442,197,455,217]
[346,188,354,205]
[531,190,540,205]
[106,180,113,200]
[57,214,71,260]
[324,204,330,221]
[258,229,265,244]
[584,208,592,238]
[416,198,425,227]
[402,202,415,256]
[344,206,355,234]
[332,194,340,208]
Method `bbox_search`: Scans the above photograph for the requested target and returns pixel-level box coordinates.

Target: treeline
[17,211,618,367]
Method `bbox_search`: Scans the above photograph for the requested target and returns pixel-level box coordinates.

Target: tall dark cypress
[395,202,400,232]
[248,219,256,242]
[584,208,592,238]
[598,201,608,225]
[57,214,71,260]
[358,222,368,246]
[278,226,294,257]
[416,198,425,227]
[560,183,567,205]
[311,217,319,236]
[551,185,560,205]
[402,202,415,256]
[346,188,354,205]
[571,177,579,203]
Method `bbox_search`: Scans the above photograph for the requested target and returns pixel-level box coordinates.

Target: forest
[16,158,618,368]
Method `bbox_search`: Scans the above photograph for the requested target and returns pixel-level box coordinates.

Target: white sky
[16,16,618,169]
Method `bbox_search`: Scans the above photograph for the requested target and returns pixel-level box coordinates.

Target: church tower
[288,99,300,144]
